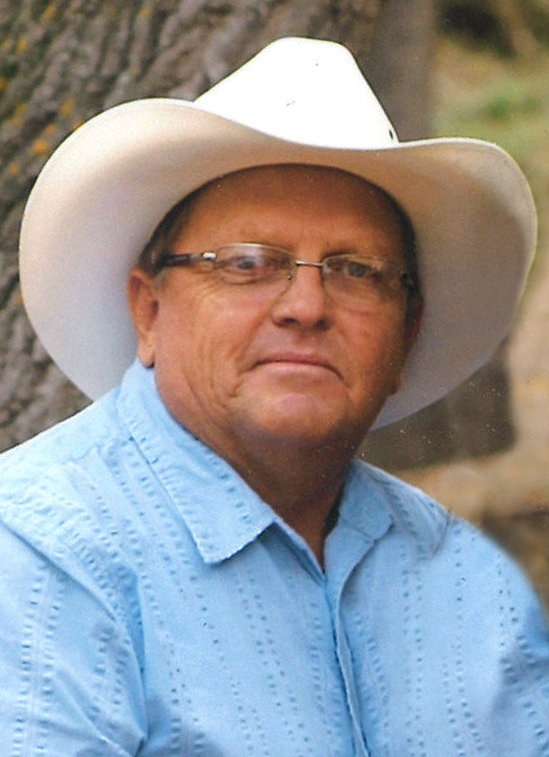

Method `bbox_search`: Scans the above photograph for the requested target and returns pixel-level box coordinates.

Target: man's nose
[270,263,332,330]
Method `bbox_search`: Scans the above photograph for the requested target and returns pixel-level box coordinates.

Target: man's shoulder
[0,389,146,586]
[352,462,546,615]
[351,460,516,567]
[0,391,125,500]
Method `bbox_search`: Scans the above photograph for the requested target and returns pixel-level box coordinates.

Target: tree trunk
[0,0,386,451]
[364,0,435,139]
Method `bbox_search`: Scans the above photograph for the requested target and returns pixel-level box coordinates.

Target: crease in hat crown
[195,37,398,149]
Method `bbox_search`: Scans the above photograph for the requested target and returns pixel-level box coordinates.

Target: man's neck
[225,436,356,564]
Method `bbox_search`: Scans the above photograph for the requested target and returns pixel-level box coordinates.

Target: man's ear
[391,299,423,396]
[127,266,160,367]
[404,299,423,356]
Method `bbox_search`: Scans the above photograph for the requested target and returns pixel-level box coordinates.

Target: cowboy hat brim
[18,96,535,428]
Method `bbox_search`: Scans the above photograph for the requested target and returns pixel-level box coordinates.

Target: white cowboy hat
[19,36,536,428]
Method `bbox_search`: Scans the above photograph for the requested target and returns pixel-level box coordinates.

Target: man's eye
[219,254,267,273]
[218,253,272,283]
[233,253,289,272]
[345,260,377,279]
[232,255,261,270]
[333,258,383,280]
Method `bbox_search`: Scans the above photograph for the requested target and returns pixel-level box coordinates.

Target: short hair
[137,186,203,277]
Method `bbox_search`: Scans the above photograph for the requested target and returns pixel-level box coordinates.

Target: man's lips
[254,353,341,378]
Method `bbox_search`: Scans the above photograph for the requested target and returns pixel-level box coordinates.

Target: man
[1,37,548,756]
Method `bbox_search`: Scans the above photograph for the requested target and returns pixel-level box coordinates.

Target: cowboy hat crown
[196,37,397,148]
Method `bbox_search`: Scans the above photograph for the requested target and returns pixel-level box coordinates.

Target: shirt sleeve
[0,517,147,756]
[490,536,549,739]
[434,516,549,755]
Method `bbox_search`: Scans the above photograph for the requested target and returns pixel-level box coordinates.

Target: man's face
[129,165,418,460]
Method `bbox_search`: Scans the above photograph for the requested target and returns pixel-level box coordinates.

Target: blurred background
[1,0,548,604]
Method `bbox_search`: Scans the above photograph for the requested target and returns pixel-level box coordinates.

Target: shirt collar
[322,461,394,578]
[340,462,449,561]
[338,462,394,540]
[116,360,276,564]
[115,361,408,570]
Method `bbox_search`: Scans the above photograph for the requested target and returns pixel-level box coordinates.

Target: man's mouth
[255,352,340,378]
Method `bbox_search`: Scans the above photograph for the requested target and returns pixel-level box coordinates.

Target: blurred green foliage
[433,37,549,289]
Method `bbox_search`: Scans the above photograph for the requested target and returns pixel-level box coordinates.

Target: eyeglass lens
[211,244,407,307]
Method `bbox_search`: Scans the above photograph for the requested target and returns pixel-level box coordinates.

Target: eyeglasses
[157,243,416,310]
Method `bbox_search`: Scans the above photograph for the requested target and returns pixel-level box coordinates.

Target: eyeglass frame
[154,243,419,307]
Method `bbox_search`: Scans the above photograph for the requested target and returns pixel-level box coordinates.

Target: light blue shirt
[0,360,548,756]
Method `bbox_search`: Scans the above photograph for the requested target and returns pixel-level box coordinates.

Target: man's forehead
[170,163,409,266]
[194,163,386,202]
[180,164,401,238]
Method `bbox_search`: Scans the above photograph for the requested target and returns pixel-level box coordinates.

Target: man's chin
[234,394,364,450]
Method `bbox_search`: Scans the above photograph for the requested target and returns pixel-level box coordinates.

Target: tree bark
[364,0,435,139]
[0,0,385,451]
